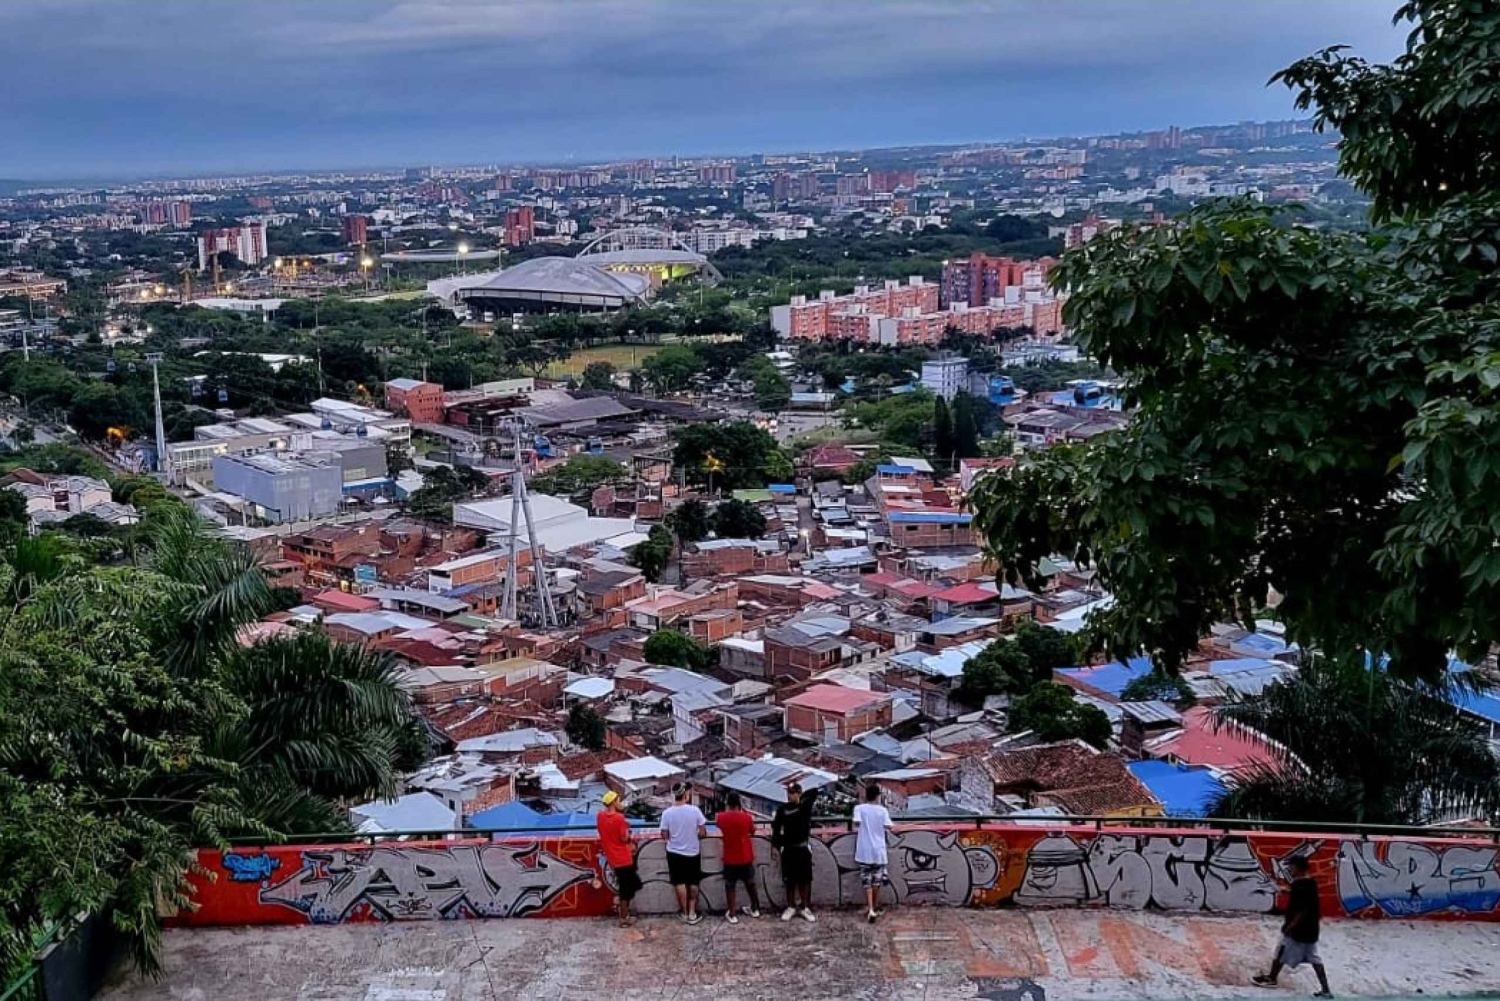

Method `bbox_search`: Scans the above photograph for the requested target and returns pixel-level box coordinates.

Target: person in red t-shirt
[596,791,640,926]
[715,792,762,923]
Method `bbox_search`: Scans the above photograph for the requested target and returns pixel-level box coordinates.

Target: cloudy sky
[3,0,1406,179]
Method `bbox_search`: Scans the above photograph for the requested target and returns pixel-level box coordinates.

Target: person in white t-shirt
[852,784,894,923]
[659,783,708,925]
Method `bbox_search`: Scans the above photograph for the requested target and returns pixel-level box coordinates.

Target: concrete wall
[175,823,1500,926]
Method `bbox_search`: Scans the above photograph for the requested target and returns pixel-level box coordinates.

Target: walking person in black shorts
[771,782,819,922]
[1254,855,1333,997]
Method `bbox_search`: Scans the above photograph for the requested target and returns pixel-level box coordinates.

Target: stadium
[427,227,720,317]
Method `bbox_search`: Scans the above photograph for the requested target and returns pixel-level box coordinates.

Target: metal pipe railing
[220,812,1500,847]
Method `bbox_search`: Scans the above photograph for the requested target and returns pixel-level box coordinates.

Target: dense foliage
[0,509,423,977]
[973,0,1500,682]
[641,629,715,673]
[1212,658,1500,824]
[1007,682,1112,750]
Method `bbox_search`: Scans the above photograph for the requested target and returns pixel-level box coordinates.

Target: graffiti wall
[174,825,1500,926]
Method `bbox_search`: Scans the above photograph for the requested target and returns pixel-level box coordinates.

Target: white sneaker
[745,907,761,919]
[867,909,882,924]
[800,908,817,923]
[725,912,739,925]
[780,907,796,922]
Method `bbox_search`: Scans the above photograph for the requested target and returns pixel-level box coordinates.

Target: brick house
[763,616,879,681]
[866,767,947,811]
[383,378,446,424]
[960,739,1162,818]
[688,607,743,644]
[718,703,785,755]
[885,511,975,549]
[783,684,894,743]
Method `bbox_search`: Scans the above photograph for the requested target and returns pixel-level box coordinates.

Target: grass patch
[545,343,664,378]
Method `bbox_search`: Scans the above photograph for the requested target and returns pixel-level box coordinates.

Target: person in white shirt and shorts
[852,784,894,923]
[659,783,708,925]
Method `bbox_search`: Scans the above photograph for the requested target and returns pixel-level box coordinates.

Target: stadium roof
[581,248,707,266]
[457,257,651,307]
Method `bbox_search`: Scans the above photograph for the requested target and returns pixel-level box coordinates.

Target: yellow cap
[601,791,620,807]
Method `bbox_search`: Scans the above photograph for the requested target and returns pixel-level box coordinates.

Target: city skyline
[4,0,1405,179]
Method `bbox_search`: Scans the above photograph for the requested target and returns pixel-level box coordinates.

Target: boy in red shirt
[595,791,640,926]
[715,792,762,923]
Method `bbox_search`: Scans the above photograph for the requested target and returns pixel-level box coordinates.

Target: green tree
[629,524,673,583]
[670,498,713,544]
[957,640,1033,702]
[952,391,982,460]
[565,703,607,752]
[1120,671,1197,707]
[1212,658,1500,824]
[672,421,780,491]
[973,2,1500,681]
[1013,621,1079,675]
[581,361,617,390]
[529,455,626,499]
[639,345,702,392]
[933,396,954,465]
[713,498,767,540]
[1008,682,1112,749]
[642,629,713,672]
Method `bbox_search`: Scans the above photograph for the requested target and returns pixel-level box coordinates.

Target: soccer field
[544,343,663,378]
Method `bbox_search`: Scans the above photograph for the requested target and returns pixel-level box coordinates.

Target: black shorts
[666,851,702,886]
[722,863,755,887]
[780,844,812,886]
[612,864,642,902]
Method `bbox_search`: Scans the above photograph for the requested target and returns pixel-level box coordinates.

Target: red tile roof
[785,683,890,714]
[933,581,999,605]
[1151,706,1277,779]
[975,739,1158,815]
[312,589,381,613]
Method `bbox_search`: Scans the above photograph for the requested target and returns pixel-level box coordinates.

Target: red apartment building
[383,378,446,424]
[505,206,535,246]
[342,214,369,246]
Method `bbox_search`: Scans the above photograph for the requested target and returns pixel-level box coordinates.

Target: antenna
[147,352,171,483]
[497,423,557,626]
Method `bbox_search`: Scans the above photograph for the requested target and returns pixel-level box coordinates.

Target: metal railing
[221,812,1500,847]
[0,922,65,1001]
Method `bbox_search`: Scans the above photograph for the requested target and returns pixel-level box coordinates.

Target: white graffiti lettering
[1338,842,1500,917]
[1016,833,1275,913]
[255,845,593,922]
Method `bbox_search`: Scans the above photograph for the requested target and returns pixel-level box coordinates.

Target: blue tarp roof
[1128,761,1226,817]
[1056,656,1155,698]
[1449,685,1500,725]
[1230,632,1288,657]
[877,464,917,474]
[768,484,796,494]
[888,511,973,525]
[1207,658,1280,676]
[466,801,640,835]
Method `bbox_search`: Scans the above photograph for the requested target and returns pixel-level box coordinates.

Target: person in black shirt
[1254,855,1332,997]
[771,782,819,922]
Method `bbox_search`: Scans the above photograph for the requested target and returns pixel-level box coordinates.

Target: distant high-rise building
[771,171,820,204]
[836,173,870,197]
[941,253,1028,308]
[342,214,368,246]
[868,169,916,193]
[494,173,513,192]
[168,200,192,227]
[697,163,736,185]
[505,206,535,247]
[197,221,267,271]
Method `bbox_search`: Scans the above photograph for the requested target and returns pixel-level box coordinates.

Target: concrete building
[212,452,342,522]
[783,685,894,744]
[921,357,969,400]
[196,221,267,270]
[383,378,446,424]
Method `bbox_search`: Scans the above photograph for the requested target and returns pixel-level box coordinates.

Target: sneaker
[684,912,702,926]
[1251,976,1277,989]
[1312,992,1333,999]
[800,908,817,923]
[745,907,761,919]
[867,909,881,924]
[725,912,739,925]
[781,907,797,922]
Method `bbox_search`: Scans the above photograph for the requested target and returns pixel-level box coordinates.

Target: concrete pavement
[100,909,1500,1000]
